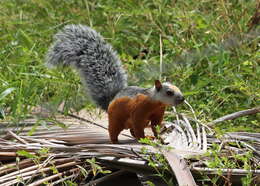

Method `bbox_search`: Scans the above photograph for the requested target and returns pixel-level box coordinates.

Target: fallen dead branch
[209,107,260,126]
[162,150,196,186]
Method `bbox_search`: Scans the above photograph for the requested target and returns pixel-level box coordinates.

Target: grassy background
[0,0,259,131]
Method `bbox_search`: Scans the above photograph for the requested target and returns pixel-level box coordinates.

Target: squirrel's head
[151,80,184,106]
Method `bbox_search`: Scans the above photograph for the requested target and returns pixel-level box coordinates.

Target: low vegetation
[1,0,259,130]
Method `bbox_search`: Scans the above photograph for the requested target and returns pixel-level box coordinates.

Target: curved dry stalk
[202,126,207,151]
[162,103,208,153]
[182,115,199,149]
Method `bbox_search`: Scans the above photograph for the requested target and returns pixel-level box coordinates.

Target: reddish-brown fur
[108,94,166,143]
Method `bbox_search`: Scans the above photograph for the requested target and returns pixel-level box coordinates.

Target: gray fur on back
[114,86,151,99]
[46,24,128,110]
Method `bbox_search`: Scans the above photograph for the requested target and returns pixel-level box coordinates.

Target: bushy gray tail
[46,24,127,110]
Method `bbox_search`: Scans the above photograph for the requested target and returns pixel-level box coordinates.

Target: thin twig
[208,107,260,126]
[7,130,28,144]
[58,111,133,139]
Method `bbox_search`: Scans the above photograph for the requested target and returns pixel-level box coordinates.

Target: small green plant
[241,171,253,186]
[139,137,175,186]
[204,142,256,185]
[86,157,111,177]
[16,150,40,162]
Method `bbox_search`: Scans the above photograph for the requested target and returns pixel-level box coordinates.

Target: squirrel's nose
[176,95,185,103]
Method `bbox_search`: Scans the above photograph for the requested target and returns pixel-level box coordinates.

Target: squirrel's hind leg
[108,115,124,144]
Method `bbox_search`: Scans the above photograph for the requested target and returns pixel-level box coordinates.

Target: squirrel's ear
[155,80,162,91]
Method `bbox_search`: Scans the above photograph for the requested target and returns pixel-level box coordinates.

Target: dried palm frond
[0,105,259,185]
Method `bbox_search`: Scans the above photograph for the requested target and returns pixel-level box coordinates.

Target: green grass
[0,0,259,131]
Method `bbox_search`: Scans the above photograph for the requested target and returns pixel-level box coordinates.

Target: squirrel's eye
[166,91,174,96]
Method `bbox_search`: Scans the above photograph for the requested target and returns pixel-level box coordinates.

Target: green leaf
[16,150,38,159]
[184,91,200,96]
[50,166,59,174]
[0,88,15,100]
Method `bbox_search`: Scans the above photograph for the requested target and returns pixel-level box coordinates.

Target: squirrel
[46,24,185,143]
